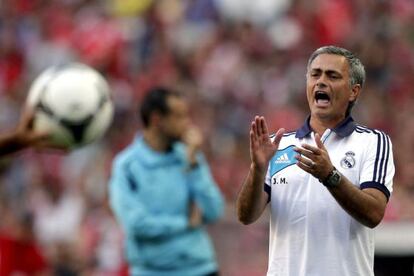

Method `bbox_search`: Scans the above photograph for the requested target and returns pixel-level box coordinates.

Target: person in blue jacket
[109,87,224,276]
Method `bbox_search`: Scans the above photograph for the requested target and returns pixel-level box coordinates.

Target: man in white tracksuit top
[237,46,395,276]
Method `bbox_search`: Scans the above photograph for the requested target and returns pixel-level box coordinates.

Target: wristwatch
[321,167,342,187]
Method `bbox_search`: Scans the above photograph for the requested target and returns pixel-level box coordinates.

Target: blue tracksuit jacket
[109,135,224,276]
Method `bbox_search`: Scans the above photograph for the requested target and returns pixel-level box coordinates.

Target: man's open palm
[249,116,285,173]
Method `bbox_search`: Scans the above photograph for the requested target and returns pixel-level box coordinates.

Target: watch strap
[321,167,341,187]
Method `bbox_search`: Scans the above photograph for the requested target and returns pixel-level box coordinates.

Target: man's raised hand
[249,116,285,173]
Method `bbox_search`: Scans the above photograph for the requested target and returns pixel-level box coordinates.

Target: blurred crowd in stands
[0,0,413,275]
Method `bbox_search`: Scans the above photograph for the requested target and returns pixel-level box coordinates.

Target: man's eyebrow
[325,70,342,75]
[309,68,322,73]
[310,68,342,75]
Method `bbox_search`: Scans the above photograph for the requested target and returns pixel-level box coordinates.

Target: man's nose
[316,76,328,88]
[316,82,327,88]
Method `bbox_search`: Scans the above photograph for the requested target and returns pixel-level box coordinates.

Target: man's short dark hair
[140,87,181,127]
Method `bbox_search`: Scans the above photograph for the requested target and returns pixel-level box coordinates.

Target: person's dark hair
[140,87,180,127]
[307,46,366,116]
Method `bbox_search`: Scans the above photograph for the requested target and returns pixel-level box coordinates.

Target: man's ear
[349,84,361,102]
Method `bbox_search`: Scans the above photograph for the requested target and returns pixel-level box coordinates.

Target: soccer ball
[27,63,114,149]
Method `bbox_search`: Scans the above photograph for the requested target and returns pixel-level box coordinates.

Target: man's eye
[328,73,341,78]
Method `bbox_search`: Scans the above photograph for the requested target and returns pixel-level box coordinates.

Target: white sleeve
[359,131,395,200]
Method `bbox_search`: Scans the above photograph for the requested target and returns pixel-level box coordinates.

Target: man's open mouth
[315,91,331,106]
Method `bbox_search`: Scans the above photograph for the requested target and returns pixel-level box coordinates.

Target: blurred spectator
[0,201,49,276]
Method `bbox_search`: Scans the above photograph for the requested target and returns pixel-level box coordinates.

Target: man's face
[306,53,359,122]
[159,96,190,143]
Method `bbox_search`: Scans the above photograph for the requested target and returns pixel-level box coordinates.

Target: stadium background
[0,0,413,275]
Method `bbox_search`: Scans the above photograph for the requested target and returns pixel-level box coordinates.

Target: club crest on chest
[340,151,356,169]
